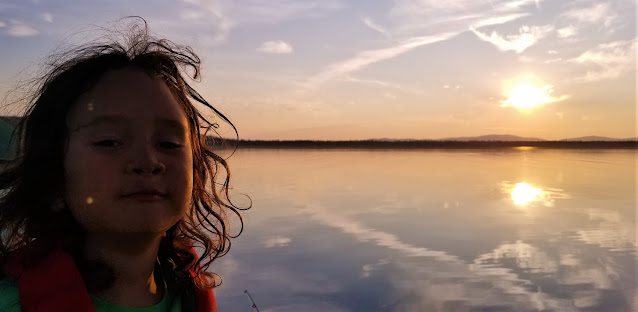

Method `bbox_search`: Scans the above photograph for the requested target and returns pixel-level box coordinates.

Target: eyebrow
[156,118,189,135]
[72,115,128,132]
[72,115,188,135]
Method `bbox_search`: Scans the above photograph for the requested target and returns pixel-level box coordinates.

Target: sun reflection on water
[501,181,569,207]
[511,182,543,206]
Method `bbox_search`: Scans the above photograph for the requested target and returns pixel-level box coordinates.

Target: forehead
[68,69,189,129]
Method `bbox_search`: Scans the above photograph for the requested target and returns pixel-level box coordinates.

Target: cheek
[177,154,194,198]
[64,144,117,209]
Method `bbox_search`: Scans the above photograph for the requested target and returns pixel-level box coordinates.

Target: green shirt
[0,272,182,312]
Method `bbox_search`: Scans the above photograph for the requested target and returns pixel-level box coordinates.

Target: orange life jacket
[2,239,217,312]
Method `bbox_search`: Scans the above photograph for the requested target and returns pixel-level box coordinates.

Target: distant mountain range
[440,134,637,142]
[441,134,544,141]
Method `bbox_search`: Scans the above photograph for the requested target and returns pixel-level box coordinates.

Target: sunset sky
[0,0,635,140]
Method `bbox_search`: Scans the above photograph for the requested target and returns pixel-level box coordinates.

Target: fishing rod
[244,289,260,312]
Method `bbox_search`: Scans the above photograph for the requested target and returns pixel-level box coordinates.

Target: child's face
[64,69,193,235]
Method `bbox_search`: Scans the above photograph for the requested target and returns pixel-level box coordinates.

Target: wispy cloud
[499,0,541,10]
[470,24,553,53]
[178,0,234,44]
[42,13,53,23]
[303,0,538,88]
[4,20,39,37]
[562,3,616,28]
[468,12,530,29]
[390,0,541,33]
[179,0,344,44]
[556,25,577,38]
[391,0,484,16]
[383,92,397,100]
[361,16,391,37]
[304,31,458,88]
[340,76,404,89]
[338,76,424,95]
[179,9,206,21]
[572,39,636,82]
[0,20,6,28]
[257,40,293,54]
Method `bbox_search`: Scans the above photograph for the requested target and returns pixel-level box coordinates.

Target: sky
[0,0,636,140]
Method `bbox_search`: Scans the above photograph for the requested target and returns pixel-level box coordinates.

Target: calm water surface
[213,148,636,312]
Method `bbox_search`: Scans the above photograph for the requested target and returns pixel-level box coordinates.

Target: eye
[159,141,183,149]
[93,140,123,148]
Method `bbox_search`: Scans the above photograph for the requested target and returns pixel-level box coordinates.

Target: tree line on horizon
[208,138,637,149]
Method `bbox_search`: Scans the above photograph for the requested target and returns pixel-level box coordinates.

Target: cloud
[263,236,292,248]
[390,0,540,30]
[5,21,39,37]
[302,0,534,88]
[179,9,206,21]
[470,24,553,53]
[572,39,636,82]
[257,40,293,54]
[468,12,530,29]
[556,25,577,38]
[0,20,6,28]
[42,13,53,23]
[383,92,397,99]
[499,0,541,10]
[361,16,391,37]
[304,31,458,88]
[391,0,483,15]
[562,3,616,27]
[179,0,344,44]
[178,0,234,44]
[340,76,404,89]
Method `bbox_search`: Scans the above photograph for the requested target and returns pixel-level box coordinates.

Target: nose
[126,144,166,176]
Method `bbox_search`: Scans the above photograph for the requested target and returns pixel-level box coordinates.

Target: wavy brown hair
[0,17,247,291]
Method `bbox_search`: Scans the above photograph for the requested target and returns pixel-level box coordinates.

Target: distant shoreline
[213,140,638,149]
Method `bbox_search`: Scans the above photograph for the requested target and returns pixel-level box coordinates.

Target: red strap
[194,281,217,312]
[3,242,95,312]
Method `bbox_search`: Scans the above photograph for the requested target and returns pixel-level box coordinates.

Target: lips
[122,189,167,202]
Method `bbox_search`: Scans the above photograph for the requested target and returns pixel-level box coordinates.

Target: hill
[440,134,544,141]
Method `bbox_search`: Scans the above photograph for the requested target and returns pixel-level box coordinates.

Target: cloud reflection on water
[577,208,637,253]
[303,203,579,311]
[263,236,292,248]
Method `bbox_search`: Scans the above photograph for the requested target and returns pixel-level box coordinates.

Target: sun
[502,83,553,110]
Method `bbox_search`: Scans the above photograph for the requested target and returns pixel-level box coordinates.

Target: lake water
[212,148,636,312]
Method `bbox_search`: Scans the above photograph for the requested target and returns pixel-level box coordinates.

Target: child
[0,18,246,311]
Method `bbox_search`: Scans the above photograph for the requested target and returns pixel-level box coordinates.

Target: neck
[83,232,165,307]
